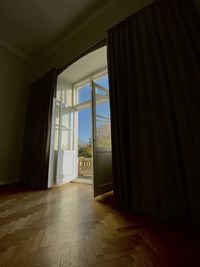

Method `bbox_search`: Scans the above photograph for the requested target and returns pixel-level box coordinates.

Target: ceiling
[0,0,115,61]
[58,46,107,87]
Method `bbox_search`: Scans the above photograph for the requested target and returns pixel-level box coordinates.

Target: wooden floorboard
[0,183,199,266]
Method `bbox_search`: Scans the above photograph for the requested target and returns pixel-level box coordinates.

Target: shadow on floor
[0,183,31,195]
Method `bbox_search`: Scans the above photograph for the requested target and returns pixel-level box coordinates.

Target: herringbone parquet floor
[0,183,199,266]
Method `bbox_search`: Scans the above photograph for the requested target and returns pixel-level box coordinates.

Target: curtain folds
[107,0,200,225]
[21,69,56,190]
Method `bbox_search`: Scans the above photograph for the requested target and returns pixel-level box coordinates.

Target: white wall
[0,44,33,185]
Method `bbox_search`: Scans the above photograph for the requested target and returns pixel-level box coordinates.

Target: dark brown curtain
[21,69,56,189]
[107,0,200,225]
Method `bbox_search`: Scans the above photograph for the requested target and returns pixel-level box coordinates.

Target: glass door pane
[58,104,77,183]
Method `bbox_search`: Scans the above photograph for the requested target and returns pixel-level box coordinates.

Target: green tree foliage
[78,123,111,157]
[78,141,92,158]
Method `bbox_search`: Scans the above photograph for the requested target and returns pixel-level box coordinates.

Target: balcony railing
[78,157,93,177]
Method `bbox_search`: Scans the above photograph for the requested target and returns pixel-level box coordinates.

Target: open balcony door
[48,99,77,187]
[92,80,112,197]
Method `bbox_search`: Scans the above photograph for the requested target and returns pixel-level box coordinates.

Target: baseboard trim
[0,180,19,186]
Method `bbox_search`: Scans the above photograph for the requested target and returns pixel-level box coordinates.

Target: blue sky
[78,75,110,143]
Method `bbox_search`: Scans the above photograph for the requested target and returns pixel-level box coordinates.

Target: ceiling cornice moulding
[38,0,119,61]
[0,0,119,65]
[0,34,34,64]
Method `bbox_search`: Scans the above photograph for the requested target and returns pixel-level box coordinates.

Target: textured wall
[0,45,33,184]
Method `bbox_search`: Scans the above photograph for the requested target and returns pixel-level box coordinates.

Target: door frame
[72,67,108,185]
[49,67,112,192]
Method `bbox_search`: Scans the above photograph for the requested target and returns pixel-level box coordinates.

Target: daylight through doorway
[48,46,113,197]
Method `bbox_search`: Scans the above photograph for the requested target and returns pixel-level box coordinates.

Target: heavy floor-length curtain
[107,0,200,225]
[21,69,56,189]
